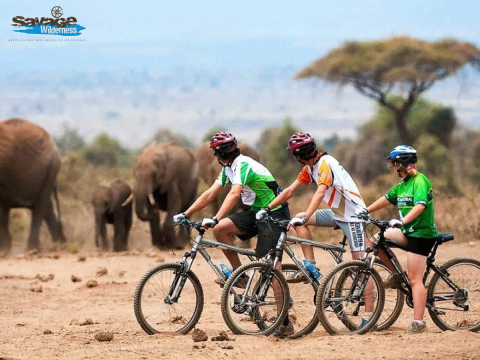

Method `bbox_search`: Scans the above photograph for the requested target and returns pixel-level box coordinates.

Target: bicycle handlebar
[257,213,290,230]
[353,214,390,230]
[175,219,205,233]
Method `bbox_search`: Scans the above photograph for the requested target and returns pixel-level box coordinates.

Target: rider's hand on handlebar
[388,219,403,228]
[201,217,218,228]
[255,208,270,221]
[354,207,369,217]
[287,216,309,229]
[173,213,188,223]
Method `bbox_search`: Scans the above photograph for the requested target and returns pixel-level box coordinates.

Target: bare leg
[292,214,317,262]
[367,228,407,273]
[272,260,284,314]
[407,252,428,320]
[213,218,243,269]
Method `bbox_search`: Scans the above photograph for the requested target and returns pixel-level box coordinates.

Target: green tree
[151,128,195,149]
[296,37,480,144]
[335,98,457,186]
[83,133,131,167]
[259,118,301,187]
[55,124,86,153]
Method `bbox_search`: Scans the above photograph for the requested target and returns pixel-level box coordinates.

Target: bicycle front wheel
[316,260,385,335]
[427,257,480,332]
[134,262,204,334]
[282,263,319,339]
[221,261,290,336]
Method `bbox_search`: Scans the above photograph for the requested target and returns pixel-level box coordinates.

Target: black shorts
[228,206,290,259]
[407,236,436,257]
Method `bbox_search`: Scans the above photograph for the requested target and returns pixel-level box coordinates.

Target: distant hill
[0,67,478,148]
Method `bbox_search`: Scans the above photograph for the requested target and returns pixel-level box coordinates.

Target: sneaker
[214,274,249,289]
[407,321,426,334]
[273,321,295,338]
[384,273,403,289]
[359,318,377,331]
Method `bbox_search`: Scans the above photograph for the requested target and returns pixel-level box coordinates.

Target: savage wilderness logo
[12,6,85,36]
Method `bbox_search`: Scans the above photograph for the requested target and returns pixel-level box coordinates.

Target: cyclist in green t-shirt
[357,145,438,334]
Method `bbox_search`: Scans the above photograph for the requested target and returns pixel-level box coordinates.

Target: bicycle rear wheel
[282,263,319,339]
[427,257,480,332]
[134,262,204,334]
[221,261,290,336]
[316,260,385,335]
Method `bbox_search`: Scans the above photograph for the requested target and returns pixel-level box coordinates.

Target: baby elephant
[91,180,133,252]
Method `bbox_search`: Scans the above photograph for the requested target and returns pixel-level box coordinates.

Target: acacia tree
[296,37,480,144]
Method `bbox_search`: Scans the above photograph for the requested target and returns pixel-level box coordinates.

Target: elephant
[91,180,132,252]
[0,118,66,253]
[133,141,199,249]
[195,141,261,213]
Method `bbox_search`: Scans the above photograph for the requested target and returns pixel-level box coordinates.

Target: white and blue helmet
[387,145,417,165]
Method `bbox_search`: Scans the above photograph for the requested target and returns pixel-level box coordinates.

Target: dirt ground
[1,241,480,360]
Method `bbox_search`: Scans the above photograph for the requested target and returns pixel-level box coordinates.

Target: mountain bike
[220,215,402,338]
[316,214,480,335]
[133,219,289,336]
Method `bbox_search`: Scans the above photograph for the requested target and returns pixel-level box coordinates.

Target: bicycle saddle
[435,233,454,244]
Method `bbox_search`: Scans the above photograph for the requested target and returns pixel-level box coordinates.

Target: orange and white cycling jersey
[297,153,365,222]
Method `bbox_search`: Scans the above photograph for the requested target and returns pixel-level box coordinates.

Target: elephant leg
[123,205,132,251]
[113,213,126,252]
[94,214,108,250]
[27,206,45,251]
[149,210,162,248]
[100,217,108,250]
[0,207,12,253]
[164,183,185,249]
[44,199,66,244]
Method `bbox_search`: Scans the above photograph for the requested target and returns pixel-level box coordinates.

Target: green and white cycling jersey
[385,172,438,238]
[215,155,282,212]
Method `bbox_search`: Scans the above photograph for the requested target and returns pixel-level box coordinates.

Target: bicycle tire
[316,260,385,335]
[220,261,290,336]
[427,257,480,332]
[334,260,404,331]
[282,263,319,339]
[134,262,204,335]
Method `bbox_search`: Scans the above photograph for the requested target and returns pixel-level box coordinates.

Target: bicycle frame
[365,220,467,314]
[259,217,348,290]
[166,223,257,303]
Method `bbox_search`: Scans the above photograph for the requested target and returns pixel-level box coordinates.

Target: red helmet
[209,131,238,154]
[287,132,317,159]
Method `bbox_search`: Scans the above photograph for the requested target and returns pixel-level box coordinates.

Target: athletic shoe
[215,274,249,289]
[407,321,426,334]
[273,321,294,338]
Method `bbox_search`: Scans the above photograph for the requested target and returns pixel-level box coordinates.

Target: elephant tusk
[122,194,134,207]
[148,193,156,206]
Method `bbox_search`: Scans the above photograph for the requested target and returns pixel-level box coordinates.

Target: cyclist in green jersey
[173,131,289,272]
[356,145,438,334]
[173,132,292,336]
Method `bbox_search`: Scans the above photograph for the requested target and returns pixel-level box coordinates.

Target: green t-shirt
[215,155,282,211]
[385,172,438,238]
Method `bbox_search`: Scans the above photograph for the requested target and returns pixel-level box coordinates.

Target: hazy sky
[2,0,480,73]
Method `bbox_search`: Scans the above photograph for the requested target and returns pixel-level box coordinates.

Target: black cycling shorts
[407,236,437,257]
[228,206,290,259]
